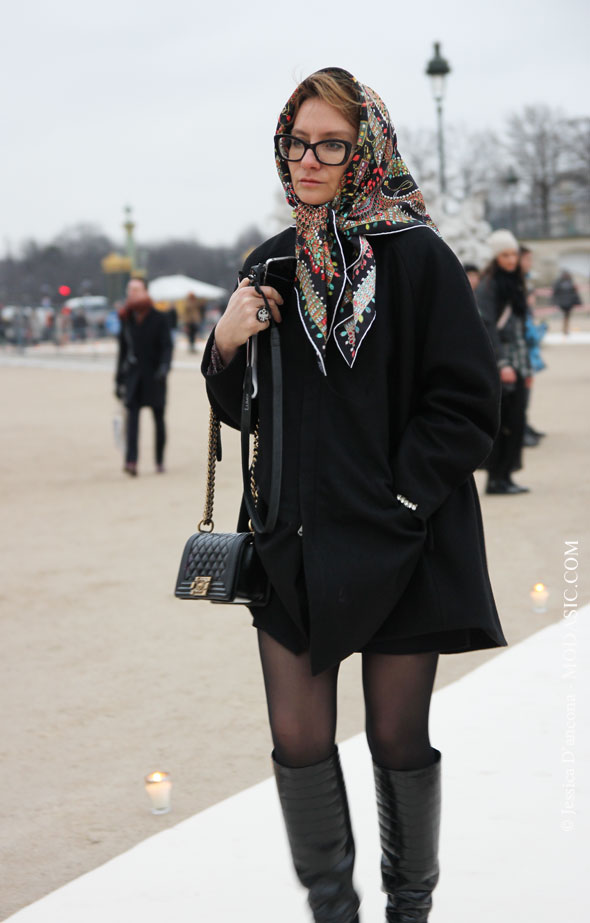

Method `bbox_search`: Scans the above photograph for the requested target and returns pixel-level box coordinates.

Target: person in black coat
[115,278,172,475]
[552,270,581,335]
[202,68,507,922]
[475,230,532,495]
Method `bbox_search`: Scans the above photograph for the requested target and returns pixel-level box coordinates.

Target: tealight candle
[530,582,549,613]
[145,771,172,814]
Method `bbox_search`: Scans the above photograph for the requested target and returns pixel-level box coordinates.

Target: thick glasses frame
[274,134,353,166]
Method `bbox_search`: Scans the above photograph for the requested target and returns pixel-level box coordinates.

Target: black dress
[203,226,508,675]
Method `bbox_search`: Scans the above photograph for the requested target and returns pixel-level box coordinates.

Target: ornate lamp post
[123,205,138,272]
[122,205,147,282]
[101,252,132,304]
[425,42,451,204]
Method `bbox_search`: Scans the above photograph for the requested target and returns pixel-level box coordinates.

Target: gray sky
[2,0,588,252]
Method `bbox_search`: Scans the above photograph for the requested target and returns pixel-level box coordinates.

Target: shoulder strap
[240,290,282,535]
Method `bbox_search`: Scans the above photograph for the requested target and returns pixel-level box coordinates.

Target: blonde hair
[293,71,361,133]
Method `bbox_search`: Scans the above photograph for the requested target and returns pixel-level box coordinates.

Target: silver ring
[256,306,271,324]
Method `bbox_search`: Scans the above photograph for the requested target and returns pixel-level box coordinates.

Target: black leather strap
[240,287,282,534]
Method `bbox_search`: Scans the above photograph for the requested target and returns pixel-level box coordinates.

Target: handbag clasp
[190,576,212,597]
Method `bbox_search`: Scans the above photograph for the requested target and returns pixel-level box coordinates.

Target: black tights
[257,630,439,771]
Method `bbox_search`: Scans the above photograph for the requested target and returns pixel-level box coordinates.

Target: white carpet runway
[7,609,588,923]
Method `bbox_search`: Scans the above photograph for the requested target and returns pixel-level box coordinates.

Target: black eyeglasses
[274,134,353,166]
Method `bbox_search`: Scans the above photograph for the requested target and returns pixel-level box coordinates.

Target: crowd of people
[111,235,583,485]
[463,230,582,496]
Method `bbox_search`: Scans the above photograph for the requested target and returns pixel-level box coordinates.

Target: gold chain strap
[250,422,260,506]
[198,408,219,532]
[198,408,260,534]
[246,422,260,534]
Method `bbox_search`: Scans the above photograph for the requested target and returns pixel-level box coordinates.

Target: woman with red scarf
[202,68,507,921]
[115,278,172,475]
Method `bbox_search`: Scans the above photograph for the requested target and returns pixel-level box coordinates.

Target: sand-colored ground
[1,317,589,918]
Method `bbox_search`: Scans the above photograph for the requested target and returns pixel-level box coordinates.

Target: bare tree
[563,116,590,179]
[562,116,590,231]
[450,126,505,200]
[506,104,565,236]
[0,224,267,307]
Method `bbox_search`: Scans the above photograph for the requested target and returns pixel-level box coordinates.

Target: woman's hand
[214,278,283,366]
[499,364,517,384]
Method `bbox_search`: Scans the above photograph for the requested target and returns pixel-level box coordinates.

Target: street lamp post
[425,42,451,206]
[123,205,138,272]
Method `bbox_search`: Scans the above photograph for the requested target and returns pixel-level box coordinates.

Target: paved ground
[5,612,588,922]
[1,312,588,919]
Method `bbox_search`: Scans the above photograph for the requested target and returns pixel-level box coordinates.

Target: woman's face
[126,278,148,301]
[496,250,519,273]
[288,97,357,206]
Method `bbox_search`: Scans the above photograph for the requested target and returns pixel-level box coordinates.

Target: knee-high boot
[272,746,361,923]
[373,749,442,922]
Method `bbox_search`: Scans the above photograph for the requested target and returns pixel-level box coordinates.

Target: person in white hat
[475,229,532,494]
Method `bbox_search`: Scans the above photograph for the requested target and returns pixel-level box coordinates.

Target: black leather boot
[272,747,361,922]
[373,749,441,922]
[486,477,530,494]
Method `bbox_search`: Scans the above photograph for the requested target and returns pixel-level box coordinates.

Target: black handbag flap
[174,531,268,605]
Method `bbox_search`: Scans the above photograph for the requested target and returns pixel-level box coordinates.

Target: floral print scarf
[275,67,439,373]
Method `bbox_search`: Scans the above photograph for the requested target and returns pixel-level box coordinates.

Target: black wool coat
[474,274,531,380]
[202,226,508,674]
[116,308,172,409]
[552,277,581,311]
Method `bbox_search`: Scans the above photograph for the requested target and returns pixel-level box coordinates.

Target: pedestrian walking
[184,292,203,352]
[202,67,507,922]
[115,278,172,476]
[552,270,581,335]
[475,229,532,495]
[72,308,88,342]
[166,301,179,353]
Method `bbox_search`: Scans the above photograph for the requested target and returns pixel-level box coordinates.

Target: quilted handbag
[174,263,286,607]
[174,530,269,604]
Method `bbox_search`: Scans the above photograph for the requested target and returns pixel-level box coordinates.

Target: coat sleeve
[200,240,273,429]
[200,330,248,430]
[474,276,508,367]
[391,233,501,523]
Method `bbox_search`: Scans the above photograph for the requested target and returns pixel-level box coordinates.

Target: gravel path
[1,317,588,918]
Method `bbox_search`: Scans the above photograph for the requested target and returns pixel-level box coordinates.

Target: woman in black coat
[115,278,172,475]
[202,68,507,922]
[552,270,581,335]
[475,230,532,496]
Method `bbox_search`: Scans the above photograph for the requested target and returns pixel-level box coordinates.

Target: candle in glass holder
[530,582,549,613]
[145,771,172,814]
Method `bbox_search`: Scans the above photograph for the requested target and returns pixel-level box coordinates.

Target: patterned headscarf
[275,67,439,373]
